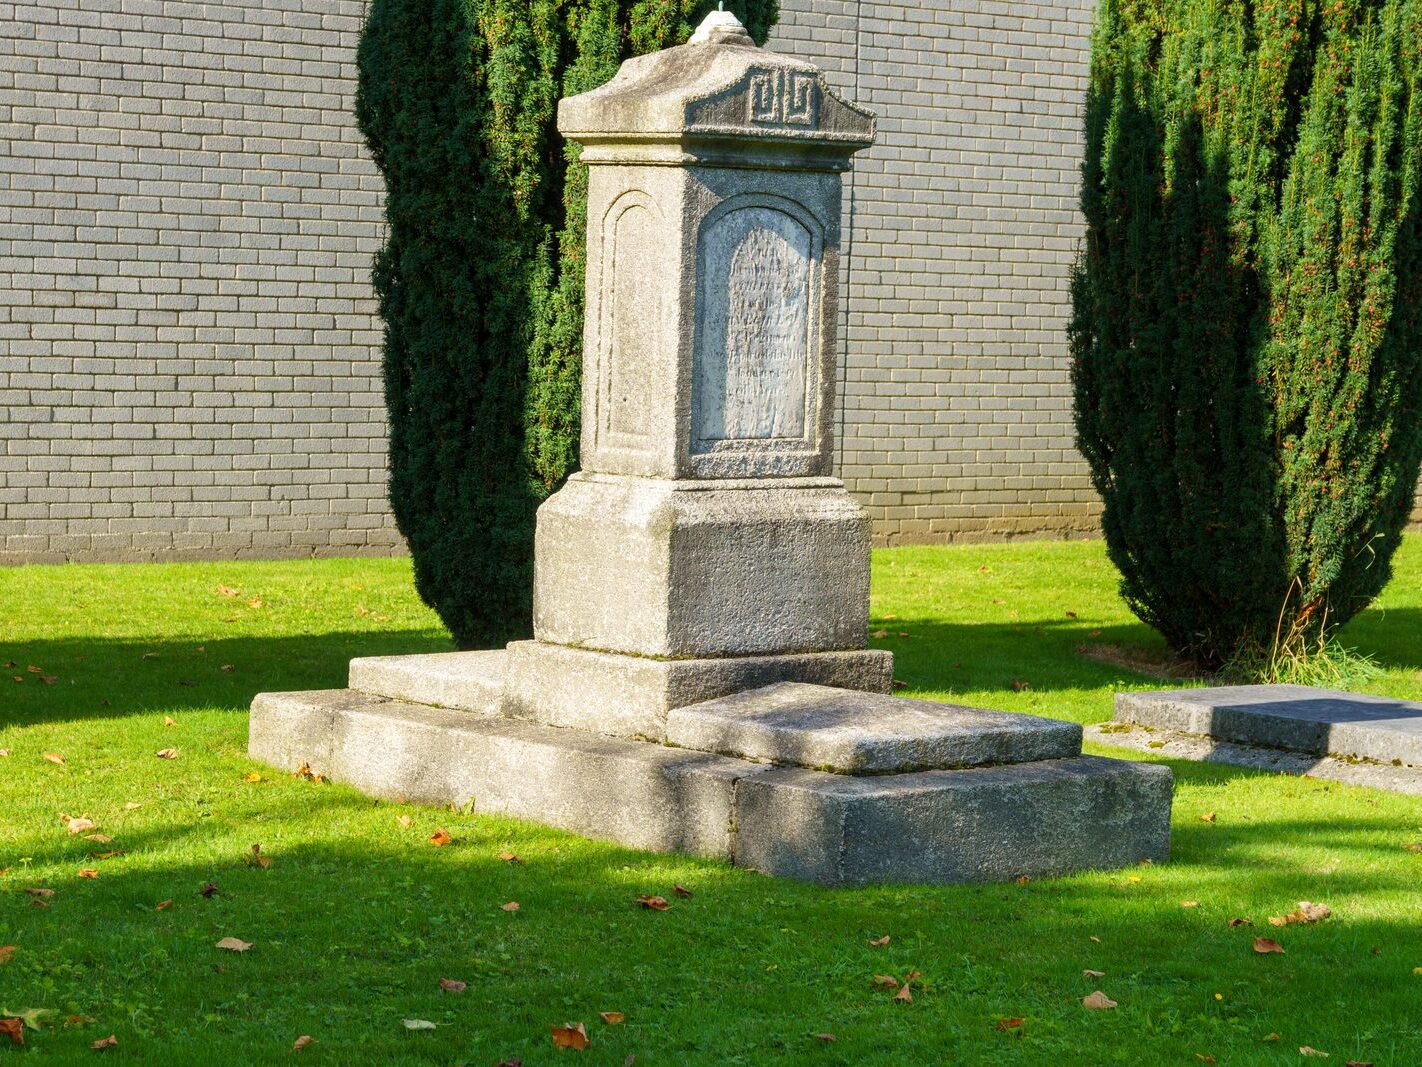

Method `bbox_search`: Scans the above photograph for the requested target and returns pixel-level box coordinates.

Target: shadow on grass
[1,629,454,727]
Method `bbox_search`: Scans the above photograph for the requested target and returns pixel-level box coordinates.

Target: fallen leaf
[91,1035,118,1050]
[598,1011,625,1025]
[155,900,172,910]
[77,868,99,880]
[141,652,158,660]
[64,1016,95,1028]
[1253,937,1285,954]
[0,749,8,757]
[1082,969,1105,978]
[499,850,523,864]
[1271,901,1331,926]
[245,843,272,869]
[293,762,323,783]
[1344,1061,1375,1067]
[124,802,141,811]
[43,752,65,766]
[243,772,262,783]
[429,828,452,847]
[1082,991,1118,1010]
[673,884,693,898]
[0,947,14,965]
[868,935,891,947]
[550,1022,589,1050]
[813,1032,836,1042]
[200,882,219,898]
[894,983,913,1004]
[1263,1032,1282,1042]
[84,833,112,844]
[1228,918,1254,927]
[872,975,899,990]
[220,664,235,673]
[24,887,54,899]
[62,815,96,834]
[1089,935,1102,943]
[438,978,467,993]
[1200,811,1218,823]
[393,814,412,829]
[155,748,178,760]
[635,895,669,911]
[996,1017,1025,1031]
[500,901,520,912]
[41,675,57,685]
[163,716,177,727]
[1405,843,1422,854]
[402,1019,436,1031]
[293,1035,314,1051]
[0,1018,22,1046]
[1011,679,1031,692]
[1299,1048,1329,1058]
[215,937,252,952]
[1195,1056,1216,1065]
[89,850,125,861]
[1182,900,1201,908]
[871,629,889,638]
[27,664,42,673]
[217,585,239,597]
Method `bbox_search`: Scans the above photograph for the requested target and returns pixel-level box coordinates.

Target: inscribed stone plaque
[693,205,815,449]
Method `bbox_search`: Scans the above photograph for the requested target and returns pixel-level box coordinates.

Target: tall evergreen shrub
[1072,0,1422,671]
[356,1,779,648]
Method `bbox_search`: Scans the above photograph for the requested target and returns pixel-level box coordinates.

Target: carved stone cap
[558,9,875,164]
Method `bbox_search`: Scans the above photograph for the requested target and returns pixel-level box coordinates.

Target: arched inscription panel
[598,194,662,451]
[692,205,817,450]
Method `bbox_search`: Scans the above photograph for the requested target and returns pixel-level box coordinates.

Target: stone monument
[249,10,1172,885]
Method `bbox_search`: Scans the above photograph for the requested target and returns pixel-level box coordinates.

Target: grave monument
[250,9,1172,884]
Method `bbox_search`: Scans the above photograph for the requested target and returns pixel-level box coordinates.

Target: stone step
[250,687,1171,886]
[348,650,505,714]
[1114,684,1422,768]
[666,681,1082,773]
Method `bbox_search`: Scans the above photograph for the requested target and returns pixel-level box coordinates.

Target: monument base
[248,657,1173,886]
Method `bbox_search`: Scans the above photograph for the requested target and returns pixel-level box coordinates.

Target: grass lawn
[3,539,1422,1064]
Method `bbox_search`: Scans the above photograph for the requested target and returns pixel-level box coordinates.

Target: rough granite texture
[249,687,1173,884]
[532,475,871,658]
[734,755,1173,886]
[666,681,1082,772]
[499,641,894,740]
[1115,684,1422,768]
[348,650,504,714]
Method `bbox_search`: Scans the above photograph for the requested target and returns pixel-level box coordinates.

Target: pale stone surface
[348,651,504,714]
[734,756,1173,886]
[249,687,1173,884]
[1114,684,1422,768]
[532,473,871,658]
[250,689,755,857]
[1086,722,1422,796]
[501,641,894,740]
[666,682,1082,772]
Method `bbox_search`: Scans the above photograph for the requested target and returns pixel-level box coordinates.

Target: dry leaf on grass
[813,1032,836,1042]
[215,937,252,952]
[1253,937,1285,954]
[0,750,8,757]
[0,947,14,965]
[499,850,523,864]
[155,900,172,911]
[293,1035,314,1051]
[1228,918,1254,927]
[77,869,99,880]
[248,596,263,610]
[871,975,899,990]
[996,1017,1025,1031]
[1182,900,1201,908]
[243,772,262,783]
[1269,902,1331,927]
[500,901,520,913]
[23,887,54,899]
[1082,969,1105,978]
[429,829,452,847]
[200,882,219,898]
[0,1019,23,1047]
[1200,812,1218,822]
[155,748,178,760]
[396,815,412,828]
[894,983,913,1004]
[42,753,65,766]
[91,1035,118,1050]
[84,833,112,844]
[293,762,323,783]
[89,850,124,861]
[402,1019,436,1031]
[245,844,272,869]
[61,815,96,834]
[673,884,693,898]
[1082,990,1118,1010]
[550,1022,590,1050]
[1299,1048,1329,1058]
[598,1012,625,1025]
[1405,842,1422,854]
[868,935,890,947]
[438,978,467,993]
[163,716,177,727]
[635,895,669,911]
[217,585,239,597]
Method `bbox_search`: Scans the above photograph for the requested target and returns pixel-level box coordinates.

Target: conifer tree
[356,1,779,648]
[1073,0,1422,671]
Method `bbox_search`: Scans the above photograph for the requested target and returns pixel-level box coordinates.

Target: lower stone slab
[250,688,1172,886]
[348,650,505,713]
[1114,684,1422,768]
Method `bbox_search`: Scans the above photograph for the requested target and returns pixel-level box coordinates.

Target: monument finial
[690,4,753,45]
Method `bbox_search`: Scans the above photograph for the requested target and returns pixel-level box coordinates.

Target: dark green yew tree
[355,1,778,648]
[1072,0,1422,671]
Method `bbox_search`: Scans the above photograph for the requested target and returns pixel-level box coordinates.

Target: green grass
[3,541,1422,1064]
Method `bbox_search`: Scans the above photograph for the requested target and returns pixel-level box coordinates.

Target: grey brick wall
[770,0,1102,544]
[0,0,399,562]
[7,1,1404,562]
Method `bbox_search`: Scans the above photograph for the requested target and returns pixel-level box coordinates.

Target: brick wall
[0,0,399,562]
[21,1,1389,562]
